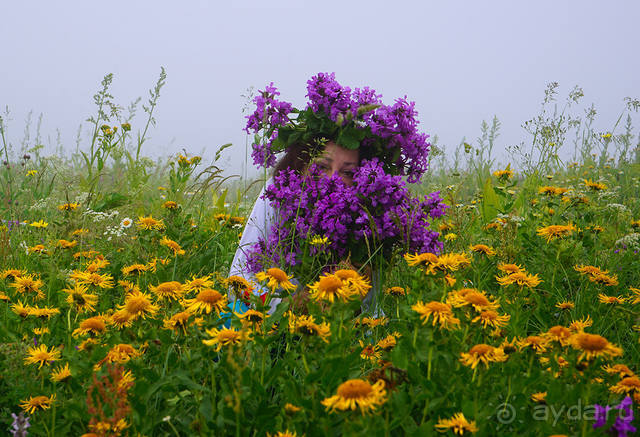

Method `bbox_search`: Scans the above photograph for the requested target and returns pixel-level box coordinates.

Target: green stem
[427,347,433,380]
[301,353,310,374]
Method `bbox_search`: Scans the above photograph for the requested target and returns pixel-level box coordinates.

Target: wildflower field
[1,74,640,436]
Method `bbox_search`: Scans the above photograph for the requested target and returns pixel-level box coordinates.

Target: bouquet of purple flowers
[244,73,446,275]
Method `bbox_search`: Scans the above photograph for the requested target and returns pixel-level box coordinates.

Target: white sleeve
[229,182,275,280]
[229,181,285,314]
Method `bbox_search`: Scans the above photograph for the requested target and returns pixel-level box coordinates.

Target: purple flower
[593,396,636,436]
[10,412,30,437]
[247,160,445,272]
[245,73,432,183]
[593,404,612,429]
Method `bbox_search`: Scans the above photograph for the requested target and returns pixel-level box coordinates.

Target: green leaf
[481,177,499,222]
[336,126,365,150]
[93,192,129,211]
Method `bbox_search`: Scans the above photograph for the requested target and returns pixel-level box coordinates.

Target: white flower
[120,217,133,228]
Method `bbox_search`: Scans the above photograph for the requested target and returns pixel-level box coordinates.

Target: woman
[228,141,361,314]
[227,72,444,316]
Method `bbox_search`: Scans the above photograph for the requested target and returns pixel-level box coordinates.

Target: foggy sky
[1,0,639,179]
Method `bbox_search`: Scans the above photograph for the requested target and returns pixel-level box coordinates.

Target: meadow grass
[0,74,639,436]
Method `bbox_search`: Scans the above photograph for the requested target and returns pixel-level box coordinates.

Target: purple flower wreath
[244,73,446,272]
[245,72,431,184]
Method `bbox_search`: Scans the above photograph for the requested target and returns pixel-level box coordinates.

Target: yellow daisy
[182,288,228,314]
[321,379,386,414]
[256,268,296,293]
[20,394,56,414]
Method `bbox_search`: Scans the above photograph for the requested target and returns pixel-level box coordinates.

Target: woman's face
[315,142,359,186]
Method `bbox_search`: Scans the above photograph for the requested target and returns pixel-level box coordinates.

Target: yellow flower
[284,403,302,414]
[496,263,524,274]
[471,310,510,329]
[574,264,606,277]
[598,294,626,304]
[309,235,329,246]
[29,305,60,319]
[602,364,635,378]
[28,244,48,255]
[354,316,389,329]
[412,301,460,330]
[469,244,496,256]
[444,232,457,241]
[589,273,619,286]
[493,168,513,180]
[384,286,407,297]
[538,186,567,196]
[544,325,572,346]
[121,263,149,277]
[321,379,386,414]
[256,268,296,293]
[536,223,577,242]
[333,269,371,297]
[430,252,471,274]
[162,311,193,333]
[236,309,268,328]
[569,332,622,362]
[267,431,298,437]
[496,271,542,288]
[182,288,228,314]
[50,363,72,382]
[110,309,133,329]
[435,412,478,435]
[531,392,547,404]
[517,335,550,354]
[149,281,185,301]
[29,219,48,228]
[609,376,640,395]
[24,344,61,368]
[11,300,32,317]
[555,301,574,310]
[160,236,186,256]
[72,271,115,289]
[26,169,38,176]
[162,200,179,210]
[136,215,165,231]
[583,179,607,191]
[57,239,78,249]
[119,290,159,320]
[569,316,593,332]
[404,252,439,268]
[58,202,80,211]
[184,275,215,294]
[376,334,398,351]
[10,274,45,298]
[359,341,382,362]
[96,344,144,368]
[447,289,500,312]
[288,313,331,343]
[202,327,252,351]
[460,344,507,369]
[72,316,109,337]
[307,273,357,303]
[0,268,26,280]
[20,394,55,414]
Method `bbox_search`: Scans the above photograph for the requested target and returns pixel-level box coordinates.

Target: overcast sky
[1,0,638,178]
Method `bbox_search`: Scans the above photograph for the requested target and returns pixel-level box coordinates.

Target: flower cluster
[246,160,445,272]
[245,72,432,183]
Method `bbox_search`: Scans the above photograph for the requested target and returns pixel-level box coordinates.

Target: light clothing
[228,180,283,314]
[227,179,383,318]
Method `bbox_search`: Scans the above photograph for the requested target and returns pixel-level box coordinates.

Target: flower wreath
[245,72,431,183]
